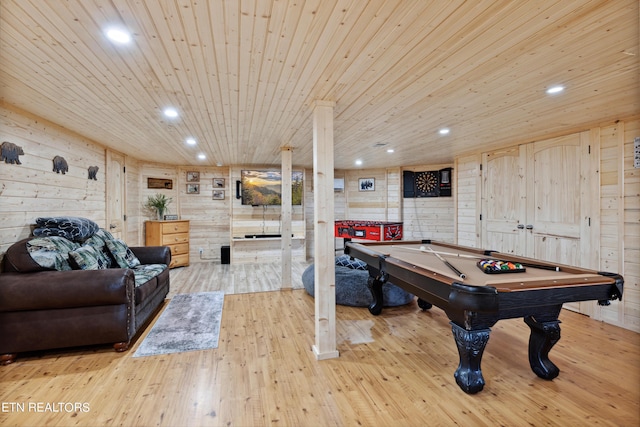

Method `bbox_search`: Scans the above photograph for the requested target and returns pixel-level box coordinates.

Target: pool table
[344,240,624,394]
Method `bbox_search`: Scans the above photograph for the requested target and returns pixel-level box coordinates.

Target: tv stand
[231,236,305,263]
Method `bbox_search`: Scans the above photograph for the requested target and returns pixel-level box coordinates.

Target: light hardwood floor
[166,261,309,298]
[0,261,638,426]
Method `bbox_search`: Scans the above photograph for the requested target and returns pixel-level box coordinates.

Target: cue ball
[419,245,426,251]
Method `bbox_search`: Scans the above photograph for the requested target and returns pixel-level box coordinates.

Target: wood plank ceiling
[0,0,638,169]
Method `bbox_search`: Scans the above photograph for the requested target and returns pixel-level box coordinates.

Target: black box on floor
[221,245,230,264]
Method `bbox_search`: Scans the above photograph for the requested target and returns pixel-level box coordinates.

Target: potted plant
[145,193,172,220]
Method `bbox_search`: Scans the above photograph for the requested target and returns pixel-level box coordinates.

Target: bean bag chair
[302,255,414,307]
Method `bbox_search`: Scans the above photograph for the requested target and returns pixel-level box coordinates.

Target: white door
[106,150,126,240]
[525,134,587,267]
[481,145,526,254]
[481,132,597,314]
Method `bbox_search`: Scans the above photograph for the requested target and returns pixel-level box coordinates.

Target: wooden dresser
[145,220,190,268]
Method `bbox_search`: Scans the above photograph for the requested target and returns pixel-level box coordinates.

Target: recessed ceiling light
[439,128,450,135]
[197,153,206,160]
[105,27,131,44]
[386,148,394,153]
[186,138,196,145]
[163,107,178,118]
[546,85,565,94]
[355,159,363,166]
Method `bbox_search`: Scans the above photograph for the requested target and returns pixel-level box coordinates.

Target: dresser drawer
[162,221,190,234]
[170,253,189,268]
[161,232,189,245]
[167,242,189,255]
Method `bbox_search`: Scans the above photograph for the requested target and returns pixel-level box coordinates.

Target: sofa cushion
[26,237,79,271]
[106,239,141,269]
[131,264,167,302]
[132,264,167,286]
[33,217,100,242]
[68,245,109,270]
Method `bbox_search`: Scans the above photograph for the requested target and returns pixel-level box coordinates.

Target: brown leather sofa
[0,238,170,364]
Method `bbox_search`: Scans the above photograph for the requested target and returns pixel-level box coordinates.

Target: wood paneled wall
[343,169,388,220]
[386,168,402,222]
[454,154,482,247]
[597,119,640,330]
[0,104,106,253]
[623,119,640,330]
[138,163,232,263]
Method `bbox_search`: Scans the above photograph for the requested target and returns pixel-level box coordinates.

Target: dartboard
[416,171,439,197]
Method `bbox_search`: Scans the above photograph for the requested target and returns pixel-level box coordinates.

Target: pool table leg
[450,322,491,394]
[366,274,385,315]
[524,315,561,380]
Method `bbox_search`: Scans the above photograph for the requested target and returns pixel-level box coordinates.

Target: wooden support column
[281,146,292,289]
[312,100,339,360]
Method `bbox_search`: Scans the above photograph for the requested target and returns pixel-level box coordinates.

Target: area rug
[133,291,224,357]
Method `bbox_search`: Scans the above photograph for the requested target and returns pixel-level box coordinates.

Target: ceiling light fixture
[355,159,363,166]
[439,128,450,135]
[197,153,206,160]
[105,27,132,44]
[546,85,565,94]
[163,107,178,118]
[387,148,395,153]
[186,138,196,145]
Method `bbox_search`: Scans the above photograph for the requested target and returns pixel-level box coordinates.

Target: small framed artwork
[163,214,179,220]
[147,178,173,189]
[212,190,225,200]
[186,183,200,194]
[213,178,225,188]
[359,178,375,191]
[186,171,200,182]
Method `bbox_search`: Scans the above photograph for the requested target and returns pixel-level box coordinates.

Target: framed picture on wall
[186,171,200,182]
[213,178,225,188]
[359,178,375,191]
[212,190,225,200]
[186,183,200,194]
[147,178,173,189]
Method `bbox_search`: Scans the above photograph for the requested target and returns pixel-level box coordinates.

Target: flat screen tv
[241,170,303,206]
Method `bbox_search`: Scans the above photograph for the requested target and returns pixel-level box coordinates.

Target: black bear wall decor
[52,155,69,174]
[1,141,24,164]
[88,166,99,180]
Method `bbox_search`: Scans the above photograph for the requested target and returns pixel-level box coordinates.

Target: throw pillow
[33,217,100,242]
[106,239,141,269]
[93,228,115,242]
[83,229,116,268]
[335,254,368,270]
[69,245,108,270]
[26,236,79,271]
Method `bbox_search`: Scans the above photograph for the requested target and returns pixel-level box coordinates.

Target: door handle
[517,224,525,229]
[109,224,117,229]
[526,224,533,230]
